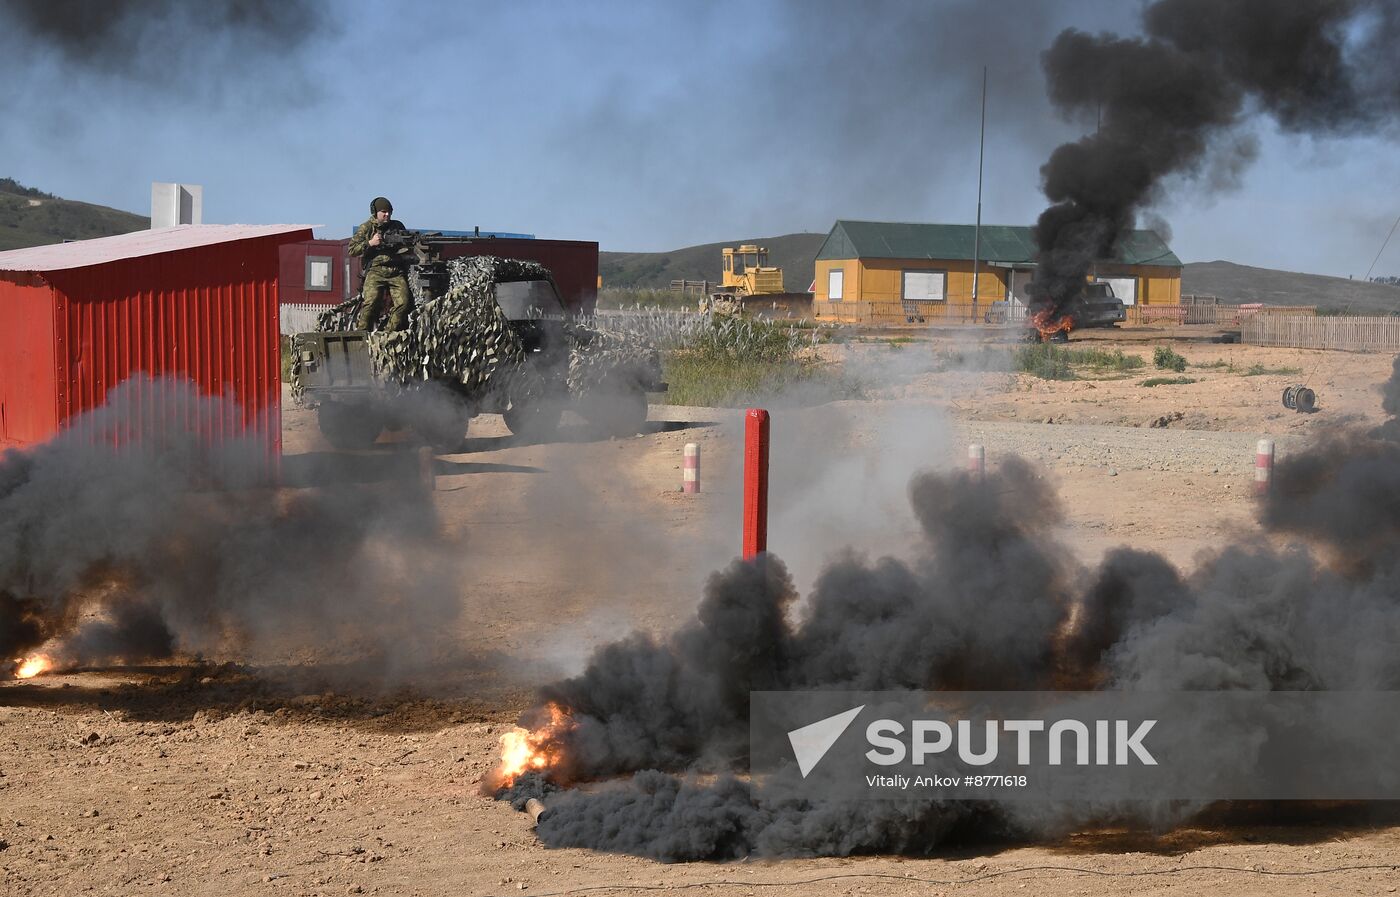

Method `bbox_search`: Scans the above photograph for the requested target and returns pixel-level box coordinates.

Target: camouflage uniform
[350,214,413,331]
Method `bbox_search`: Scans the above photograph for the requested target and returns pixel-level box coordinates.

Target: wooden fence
[1243,315,1400,352]
[670,279,713,296]
[814,300,1318,328]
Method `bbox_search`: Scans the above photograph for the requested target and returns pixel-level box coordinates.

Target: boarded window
[827,268,845,301]
[1096,276,1137,305]
[902,269,946,302]
[305,256,333,292]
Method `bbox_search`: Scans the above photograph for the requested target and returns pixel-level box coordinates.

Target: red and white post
[682,442,700,493]
[967,443,986,480]
[1255,438,1274,496]
[743,409,770,560]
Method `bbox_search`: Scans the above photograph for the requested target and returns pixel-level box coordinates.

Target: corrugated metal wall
[0,272,59,446]
[32,231,309,466]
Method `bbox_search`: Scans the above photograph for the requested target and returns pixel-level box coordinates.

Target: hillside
[0,179,148,251]
[1182,260,1399,313]
[600,232,826,292]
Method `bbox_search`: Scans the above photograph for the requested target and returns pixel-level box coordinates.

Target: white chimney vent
[151,182,203,228]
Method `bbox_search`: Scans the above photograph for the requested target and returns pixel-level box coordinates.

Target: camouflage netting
[563,323,660,396]
[293,255,661,409]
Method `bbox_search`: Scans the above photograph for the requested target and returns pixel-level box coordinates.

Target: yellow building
[813,220,1182,324]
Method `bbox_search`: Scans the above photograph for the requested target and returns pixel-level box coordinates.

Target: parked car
[1067,282,1127,328]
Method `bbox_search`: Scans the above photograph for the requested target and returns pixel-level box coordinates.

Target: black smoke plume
[496,359,1400,860]
[2,0,323,76]
[1030,0,1400,319]
[1,378,463,682]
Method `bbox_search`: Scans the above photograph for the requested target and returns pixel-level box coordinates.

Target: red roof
[0,224,318,272]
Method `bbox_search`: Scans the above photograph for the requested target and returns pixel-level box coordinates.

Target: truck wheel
[415,415,470,452]
[410,401,473,452]
[317,401,383,450]
[577,382,648,438]
[502,399,561,440]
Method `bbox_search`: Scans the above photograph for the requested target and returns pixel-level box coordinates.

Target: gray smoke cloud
[558,1,1136,247]
[1029,0,1400,319]
[494,356,1400,860]
[1,378,465,684]
[0,0,337,123]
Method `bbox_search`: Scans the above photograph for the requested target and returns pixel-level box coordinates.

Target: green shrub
[1074,347,1146,370]
[1013,344,1144,380]
[1153,346,1188,372]
[1242,363,1303,376]
[653,313,853,406]
[1141,376,1198,387]
[1014,343,1076,380]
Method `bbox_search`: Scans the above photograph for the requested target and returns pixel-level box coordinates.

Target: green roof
[816,220,1182,267]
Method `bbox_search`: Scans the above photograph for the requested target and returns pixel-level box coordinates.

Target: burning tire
[316,401,384,450]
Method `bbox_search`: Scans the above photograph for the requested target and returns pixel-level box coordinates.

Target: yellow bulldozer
[719,244,785,296]
[701,245,811,317]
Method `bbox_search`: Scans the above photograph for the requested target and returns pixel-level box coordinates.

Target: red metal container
[0,225,313,467]
[279,238,350,304]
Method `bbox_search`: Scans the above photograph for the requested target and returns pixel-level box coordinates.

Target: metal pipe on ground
[524,798,548,824]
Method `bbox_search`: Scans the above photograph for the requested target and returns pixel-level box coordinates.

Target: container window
[827,268,844,301]
[305,256,333,292]
[902,269,946,302]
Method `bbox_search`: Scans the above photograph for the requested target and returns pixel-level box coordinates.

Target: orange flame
[490,702,576,791]
[13,653,54,680]
[1031,308,1073,339]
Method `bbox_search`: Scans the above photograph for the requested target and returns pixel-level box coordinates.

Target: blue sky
[3,0,1397,279]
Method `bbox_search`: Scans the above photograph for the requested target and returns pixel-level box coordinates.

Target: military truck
[292,243,664,450]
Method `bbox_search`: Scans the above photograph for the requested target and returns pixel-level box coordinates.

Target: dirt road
[4,333,1398,896]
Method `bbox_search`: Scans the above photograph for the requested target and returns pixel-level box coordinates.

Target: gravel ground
[955,420,1307,475]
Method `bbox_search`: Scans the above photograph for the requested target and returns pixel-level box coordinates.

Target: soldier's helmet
[370,196,393,214]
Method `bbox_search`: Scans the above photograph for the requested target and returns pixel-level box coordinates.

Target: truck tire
[502,399,561,440]
[409,400,473,452]
[317,401,383,450]
[577,381,648,438]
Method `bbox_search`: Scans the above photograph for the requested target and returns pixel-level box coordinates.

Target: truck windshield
[496,278,565,319]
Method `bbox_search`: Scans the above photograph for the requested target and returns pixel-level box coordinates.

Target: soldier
[350,196,413,331]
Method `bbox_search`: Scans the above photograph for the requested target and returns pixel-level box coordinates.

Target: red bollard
[1255,438,1274,496]
[743,409,770,560]
[683,442,700,493]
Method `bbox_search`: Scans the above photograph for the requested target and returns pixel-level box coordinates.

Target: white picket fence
[280,302,338,335]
